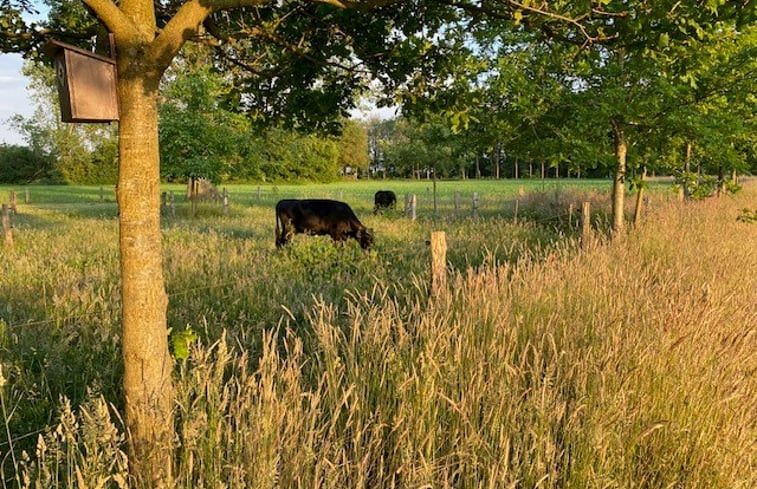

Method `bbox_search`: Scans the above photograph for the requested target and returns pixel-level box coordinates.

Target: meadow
[0,178,755,488]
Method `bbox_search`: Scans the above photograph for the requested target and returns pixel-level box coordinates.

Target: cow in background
[275,199,374,250]
[373,190,397,214]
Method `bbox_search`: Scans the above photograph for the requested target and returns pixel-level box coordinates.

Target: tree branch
[80,0,137,38]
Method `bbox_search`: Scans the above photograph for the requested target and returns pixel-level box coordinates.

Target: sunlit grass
[1,180,754,488]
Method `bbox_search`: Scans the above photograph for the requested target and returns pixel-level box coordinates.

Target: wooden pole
[9,191,17,214]
[410,194,417,221]
[24,188,30,204]
[430,231,447,296]
[568,203,574,229]
[581,202,591,245]
[472,192,479,218]
[257,185,261,201]
[2,204,12,246]
[513,199,519,225]
[222,187,229,215]
[432,174,438,216]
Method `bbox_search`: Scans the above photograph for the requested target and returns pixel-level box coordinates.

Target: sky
[1,1,45,146]
[0,53,34,146]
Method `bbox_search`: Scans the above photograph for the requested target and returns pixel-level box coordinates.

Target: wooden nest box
[42,39,119,122]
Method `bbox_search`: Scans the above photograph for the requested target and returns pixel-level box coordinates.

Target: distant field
[0,177,673,215]
[2,179,753,488]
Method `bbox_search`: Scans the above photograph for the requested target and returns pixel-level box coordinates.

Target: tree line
[2,52,371,185]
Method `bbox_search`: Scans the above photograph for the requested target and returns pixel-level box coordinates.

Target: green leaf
[170,327,198,361]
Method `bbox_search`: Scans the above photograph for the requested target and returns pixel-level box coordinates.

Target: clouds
[0,53,34,145]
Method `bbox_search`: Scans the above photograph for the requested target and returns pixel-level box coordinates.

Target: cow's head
[358,228,374,250]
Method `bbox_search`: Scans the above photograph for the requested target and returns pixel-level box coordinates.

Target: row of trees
[6,54,371,185]
[368,17,756,201]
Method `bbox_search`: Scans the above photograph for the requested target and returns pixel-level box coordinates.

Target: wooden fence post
[581,201,591,245]
[257,185,261,201]
[338,190,343,201]
[2,204,12,246]
[222,187,229,215]
[568,203,574,228]
[410,194,417,221]
[513,199,519,224]
[9,191,17,215]
[472,192,479,218]
[430,231,447,296]
[24,188,30,204]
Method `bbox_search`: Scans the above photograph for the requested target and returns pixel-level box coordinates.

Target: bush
[0,144,56,183]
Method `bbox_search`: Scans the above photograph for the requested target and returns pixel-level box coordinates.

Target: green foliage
[159,59,248,183]
[336,120,370,175]
[0,144,55,183]
[736,208,757,223]
[9,62,118,184]
[170,327,198,361]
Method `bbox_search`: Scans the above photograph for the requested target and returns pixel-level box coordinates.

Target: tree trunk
[432,170,438,215]
[495,145,500,179]
[475,155,481,179]
[717,165,725,197]
[633,165,647,228]
[514,156,518,179]
[611,121,627,235]
[118,57,174,488]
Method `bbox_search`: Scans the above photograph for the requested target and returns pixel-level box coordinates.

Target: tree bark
[633,165,647,228]
[117,54,174,488]
[717,165,725,197]
[494,145,500,179]
[611,120,627,235]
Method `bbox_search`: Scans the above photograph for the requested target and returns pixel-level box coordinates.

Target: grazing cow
[275,199,374,250]
[373,190,397,213]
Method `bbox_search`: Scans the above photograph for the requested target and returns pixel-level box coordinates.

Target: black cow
[275,199,374,250]
[373,190,397,213]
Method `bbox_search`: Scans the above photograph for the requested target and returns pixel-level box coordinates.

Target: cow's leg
[277,219,292,247]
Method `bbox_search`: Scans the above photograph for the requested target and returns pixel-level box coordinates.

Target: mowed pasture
[1,179,755,488]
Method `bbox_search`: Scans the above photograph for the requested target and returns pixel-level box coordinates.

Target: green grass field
[1,179,754,488]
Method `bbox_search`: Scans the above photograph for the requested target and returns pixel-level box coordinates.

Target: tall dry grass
[6,186,756,488]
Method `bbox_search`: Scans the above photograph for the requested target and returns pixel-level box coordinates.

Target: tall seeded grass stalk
[9,185,756,488]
